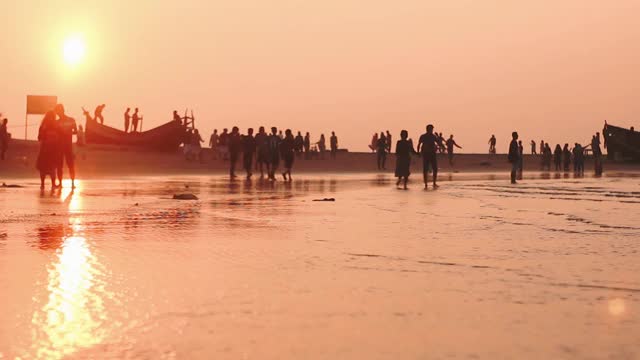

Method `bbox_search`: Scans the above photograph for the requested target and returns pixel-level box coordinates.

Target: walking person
[124,108,131,133]
[317,134,326,159]
[376,132,387,170]
[242,128,256,179]
[369,133,378,152]
[445,135,462,166]
[218,128,229,160]
[530,140,537,154]
[36,111,61,190]
[508,131,520,184]
[132,108,141,132]
[255,126,270,178]
[330,131,338,159]
[395,130,417,190]
[539,140,545,155]
[280,129,295,181]
[0,118,8,160]
[228,127,241,178]
[268,127,281,180]
[562,143,571,172]
[209,129,219,159]
[54,104,77,188]
[417,124,439,189]
[553,144,562,171]
[488,135,496,154]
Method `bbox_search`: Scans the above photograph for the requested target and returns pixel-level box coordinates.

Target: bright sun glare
[63,36,86,66]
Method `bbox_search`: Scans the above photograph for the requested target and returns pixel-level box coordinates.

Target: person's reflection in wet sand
[35,224,68,251]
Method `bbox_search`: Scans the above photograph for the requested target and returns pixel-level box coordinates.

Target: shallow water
[1,173,639,359]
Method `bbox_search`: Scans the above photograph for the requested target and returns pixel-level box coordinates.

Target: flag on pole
[26,95,57,115]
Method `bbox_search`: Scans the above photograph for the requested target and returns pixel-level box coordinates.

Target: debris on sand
[1,183,24,188]
[173,193,199,200]
[312,198,335,202]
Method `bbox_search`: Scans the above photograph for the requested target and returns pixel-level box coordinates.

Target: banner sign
[26,95,58,115]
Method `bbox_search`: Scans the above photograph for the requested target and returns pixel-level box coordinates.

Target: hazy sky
[2,0,639,151]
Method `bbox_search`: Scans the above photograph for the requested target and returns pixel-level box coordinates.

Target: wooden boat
[85,118,188,151]
[603,122,640,161]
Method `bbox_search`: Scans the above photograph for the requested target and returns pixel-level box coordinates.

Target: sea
[1,173,639,359]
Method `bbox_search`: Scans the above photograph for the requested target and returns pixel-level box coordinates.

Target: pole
[24,112,28,140]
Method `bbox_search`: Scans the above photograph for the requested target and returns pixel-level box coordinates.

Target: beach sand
[0,173,639,359]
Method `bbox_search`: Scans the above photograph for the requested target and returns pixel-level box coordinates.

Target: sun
[63,35,86,66]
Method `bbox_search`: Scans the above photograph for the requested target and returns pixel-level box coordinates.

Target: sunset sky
[1,0,639,152]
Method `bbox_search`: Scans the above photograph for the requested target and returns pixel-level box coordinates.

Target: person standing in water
[385,130,392,153]
[294,131,304,158]
[124,108,131,133]
[267,127,281,180]
[445,134,462,166]
[317,134,326,159]
[553,144,562,171]
[303,132,311,159]
[562,143,571,172]
[132,108,141,132]
[488,135,496,154]
[255,127,270,178]
[330,131,338,159]
[376,132,387,170]
[0,118,8,160]
[94,104,105,124]
[592,133,603,175]
[54,104,77,188]
[395,130,417,189]
[280,129,295,181]
[242,128,256,179]
[209,129,219,159]
[508,131,520,184]
[36,111,61,189]
[417,124,439,189]
[228,126,242,179]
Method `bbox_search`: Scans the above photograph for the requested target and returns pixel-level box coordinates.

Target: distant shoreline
[1,139,638,179]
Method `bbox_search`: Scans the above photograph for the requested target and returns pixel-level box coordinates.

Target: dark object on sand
[313,198,335,202]
[1,182,24,188]
[173,193,198,200]
[603,123,640,161]
[85,117,189,151]
[479,161,491,166]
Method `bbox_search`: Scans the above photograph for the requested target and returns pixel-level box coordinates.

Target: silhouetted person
[228,127,241,178]
[488,135,496,154]
[209,129,218,159]
[553,144,562,171]
[268,127,281,180]
[417,124,439,189]
[303,132,311,159]
[543,144,552,171]
[530,140,537,154]
[508,131,520,184]
[219,128,229,160]
[94,104,105,124]
[124,108,131,132]
[192,129,204,161]
[256,126,270,178]
[77,125,85,146]
[54,104,77,188]
[562,143,571,172]
[592,133,603,175]
[395,130,417,189]
[37,111,60,189]
[281,129,295,181]
[573,142,585,175]
[445,135,462,166]
[132,108,140,132]
[294,131,304,158]
[278,130,284,140]
[330,131,338,159]
[317,134,326,159]
[173,110,181,123]
[517,140,524,179]
[369,133,378,152]
[386,130,392,153]
[0,118,8,160]
[539,140,545,155]
[242,128,256,179]
[376,132,387,170]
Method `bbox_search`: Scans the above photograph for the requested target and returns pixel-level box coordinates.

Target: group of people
[535,134,603,175]
[36,104,78,189]
[376,130,462,171]
[391,125,444,189]
[207,128,339,164]
[123,108,142,133]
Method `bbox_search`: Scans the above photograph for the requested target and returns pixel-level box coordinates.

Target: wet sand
[0,173,639,359]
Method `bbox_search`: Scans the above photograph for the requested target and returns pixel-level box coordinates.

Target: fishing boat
[603,122,640,161]
[84,110,195,151]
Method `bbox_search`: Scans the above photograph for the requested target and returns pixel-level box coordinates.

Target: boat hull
[603,123,640,161]
[85,119,186,151]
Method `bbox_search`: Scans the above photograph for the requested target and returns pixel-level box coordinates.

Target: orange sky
[1,0,639,152]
